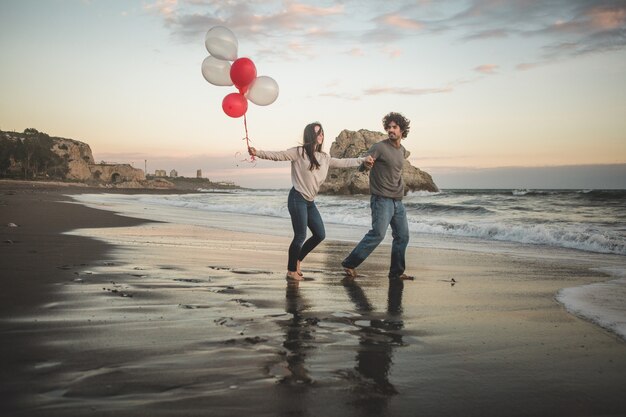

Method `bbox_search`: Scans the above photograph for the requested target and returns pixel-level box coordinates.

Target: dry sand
[2,182,626,417]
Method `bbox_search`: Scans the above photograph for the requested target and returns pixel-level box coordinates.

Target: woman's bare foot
[343,267,357,279]
[286,271,304,281]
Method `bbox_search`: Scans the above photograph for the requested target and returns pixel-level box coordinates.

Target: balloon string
[244,113,255,161]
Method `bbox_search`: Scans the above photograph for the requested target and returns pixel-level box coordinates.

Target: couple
[248,112,412,282]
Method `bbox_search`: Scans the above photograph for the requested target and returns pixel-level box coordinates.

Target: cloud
[464,28,510,40]
[144,0,179,22]
[589,7,626,30]
[347,47,364,56]
[142,0,349,61]
[361,7,427,43]
[360,74,482,97]
[459,1,625,59]
[516,62,540,71]
[318,92,361,101]
[474,64,498,74]
[363,86,452,96]
[381,46,403,58]
[144,0,344,39]
[145,0,625,67]
[287,2,343,17]
[379,14,423,30]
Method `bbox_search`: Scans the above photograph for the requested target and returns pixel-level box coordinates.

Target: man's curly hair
[382,112,410,138]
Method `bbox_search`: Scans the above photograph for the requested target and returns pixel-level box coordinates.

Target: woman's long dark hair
[301,122,323,171]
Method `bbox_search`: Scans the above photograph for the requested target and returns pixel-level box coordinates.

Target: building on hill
[170,169,178,178]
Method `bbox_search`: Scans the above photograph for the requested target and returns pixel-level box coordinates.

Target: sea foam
[556,268,626,341]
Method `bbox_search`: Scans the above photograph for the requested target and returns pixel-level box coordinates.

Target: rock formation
[51,138,95,180]
[51,139,146,184]
[1,130,146,185]
[319,129,439,195]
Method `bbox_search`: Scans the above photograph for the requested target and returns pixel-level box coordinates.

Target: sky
[1,0,625,189]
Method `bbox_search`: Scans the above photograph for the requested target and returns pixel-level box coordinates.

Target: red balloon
[230,57,257,92]
[222,92,248,118]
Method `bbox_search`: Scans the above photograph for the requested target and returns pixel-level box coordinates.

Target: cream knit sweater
[256,147,364,201]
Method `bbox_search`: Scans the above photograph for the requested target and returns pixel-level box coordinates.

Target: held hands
[248,147,257,157]
[358,155,375,172]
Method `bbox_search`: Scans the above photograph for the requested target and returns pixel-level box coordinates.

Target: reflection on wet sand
[279,280,315,385]
[343,278,406,413]
[274,275,407,415]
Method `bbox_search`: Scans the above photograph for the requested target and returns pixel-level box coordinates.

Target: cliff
[1,129,243,190]
[51,137,95,180]
[319,129,439,195]
[1,129,145,185]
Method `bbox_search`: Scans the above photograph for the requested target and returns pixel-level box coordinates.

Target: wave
[165,194,626,256]
[406,219,626,256]
[74,192,626,257]
[194,202,626,256]
[406,190,441,197]
[574,189,626,201]
[403,202,493,215]
[443,189,626,198]
[556,270,626,341]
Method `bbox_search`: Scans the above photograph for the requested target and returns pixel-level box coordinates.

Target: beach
[2,182,626,417]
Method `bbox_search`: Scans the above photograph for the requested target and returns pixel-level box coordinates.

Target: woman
[248,122,373,281]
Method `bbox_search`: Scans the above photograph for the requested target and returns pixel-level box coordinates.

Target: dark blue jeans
[342,195,409,278]
[287,187,326,272]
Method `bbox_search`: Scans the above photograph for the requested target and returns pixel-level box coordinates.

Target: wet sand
[2,182,626,417]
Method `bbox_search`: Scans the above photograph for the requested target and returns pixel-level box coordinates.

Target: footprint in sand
[231,298,255,308]
[231,268,273,275]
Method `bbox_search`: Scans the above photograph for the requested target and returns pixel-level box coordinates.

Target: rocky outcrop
[319,129,439,195]
[105,178,173,189]
[51,138,95,180]
[1,129,145,185]
[52,140,145,184]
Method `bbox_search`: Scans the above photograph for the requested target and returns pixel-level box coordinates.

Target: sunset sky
[1,0,625,189]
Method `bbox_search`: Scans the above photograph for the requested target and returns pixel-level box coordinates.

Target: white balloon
[201,56,233,86]
[246,76,279,106]
[204,26,238,61]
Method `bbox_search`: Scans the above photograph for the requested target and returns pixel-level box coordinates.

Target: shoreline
[0,183,156,414]
[2,184,626,416]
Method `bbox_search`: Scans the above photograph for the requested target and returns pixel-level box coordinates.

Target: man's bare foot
[343,267,357,279]
[286,271,304,281]
[390,274,414,281]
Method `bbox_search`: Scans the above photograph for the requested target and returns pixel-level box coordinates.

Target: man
[342,112,412,281]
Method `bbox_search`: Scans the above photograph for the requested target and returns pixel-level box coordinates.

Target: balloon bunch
[202,26,278,161]
[201,26,279,119]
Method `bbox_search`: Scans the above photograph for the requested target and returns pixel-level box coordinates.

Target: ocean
[71,188,626,340]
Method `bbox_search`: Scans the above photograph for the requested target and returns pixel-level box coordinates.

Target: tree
[0,138,17,176]
[0,129,69,179]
